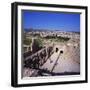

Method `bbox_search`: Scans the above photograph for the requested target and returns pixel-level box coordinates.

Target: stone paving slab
[40,45,80,74]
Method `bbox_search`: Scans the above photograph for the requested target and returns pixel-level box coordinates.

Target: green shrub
[32,38,43,53]
[44,36,70,42]
[23,38,32,45]
[34,38,43,48]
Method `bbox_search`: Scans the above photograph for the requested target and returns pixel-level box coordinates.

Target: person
[56,48,58,52]
[60,50,63,54]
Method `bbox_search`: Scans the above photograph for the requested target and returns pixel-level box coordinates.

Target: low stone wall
[24,46,54,69]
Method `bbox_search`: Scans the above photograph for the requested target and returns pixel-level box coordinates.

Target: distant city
[24,28,80,33]
[24,28,80,40]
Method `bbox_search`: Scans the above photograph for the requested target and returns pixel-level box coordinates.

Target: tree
[32,38,43,53]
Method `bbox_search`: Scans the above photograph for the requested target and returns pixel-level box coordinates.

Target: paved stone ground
[40,44,80,73]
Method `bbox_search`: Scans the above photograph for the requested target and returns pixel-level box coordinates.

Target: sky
[22,10,80,32]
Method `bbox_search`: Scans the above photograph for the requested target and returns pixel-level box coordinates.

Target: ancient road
[40,45,80,73]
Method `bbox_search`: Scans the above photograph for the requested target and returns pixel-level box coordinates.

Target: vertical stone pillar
[31,38,34,52]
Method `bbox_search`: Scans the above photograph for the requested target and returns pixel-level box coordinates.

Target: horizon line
[24,28,80,32]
